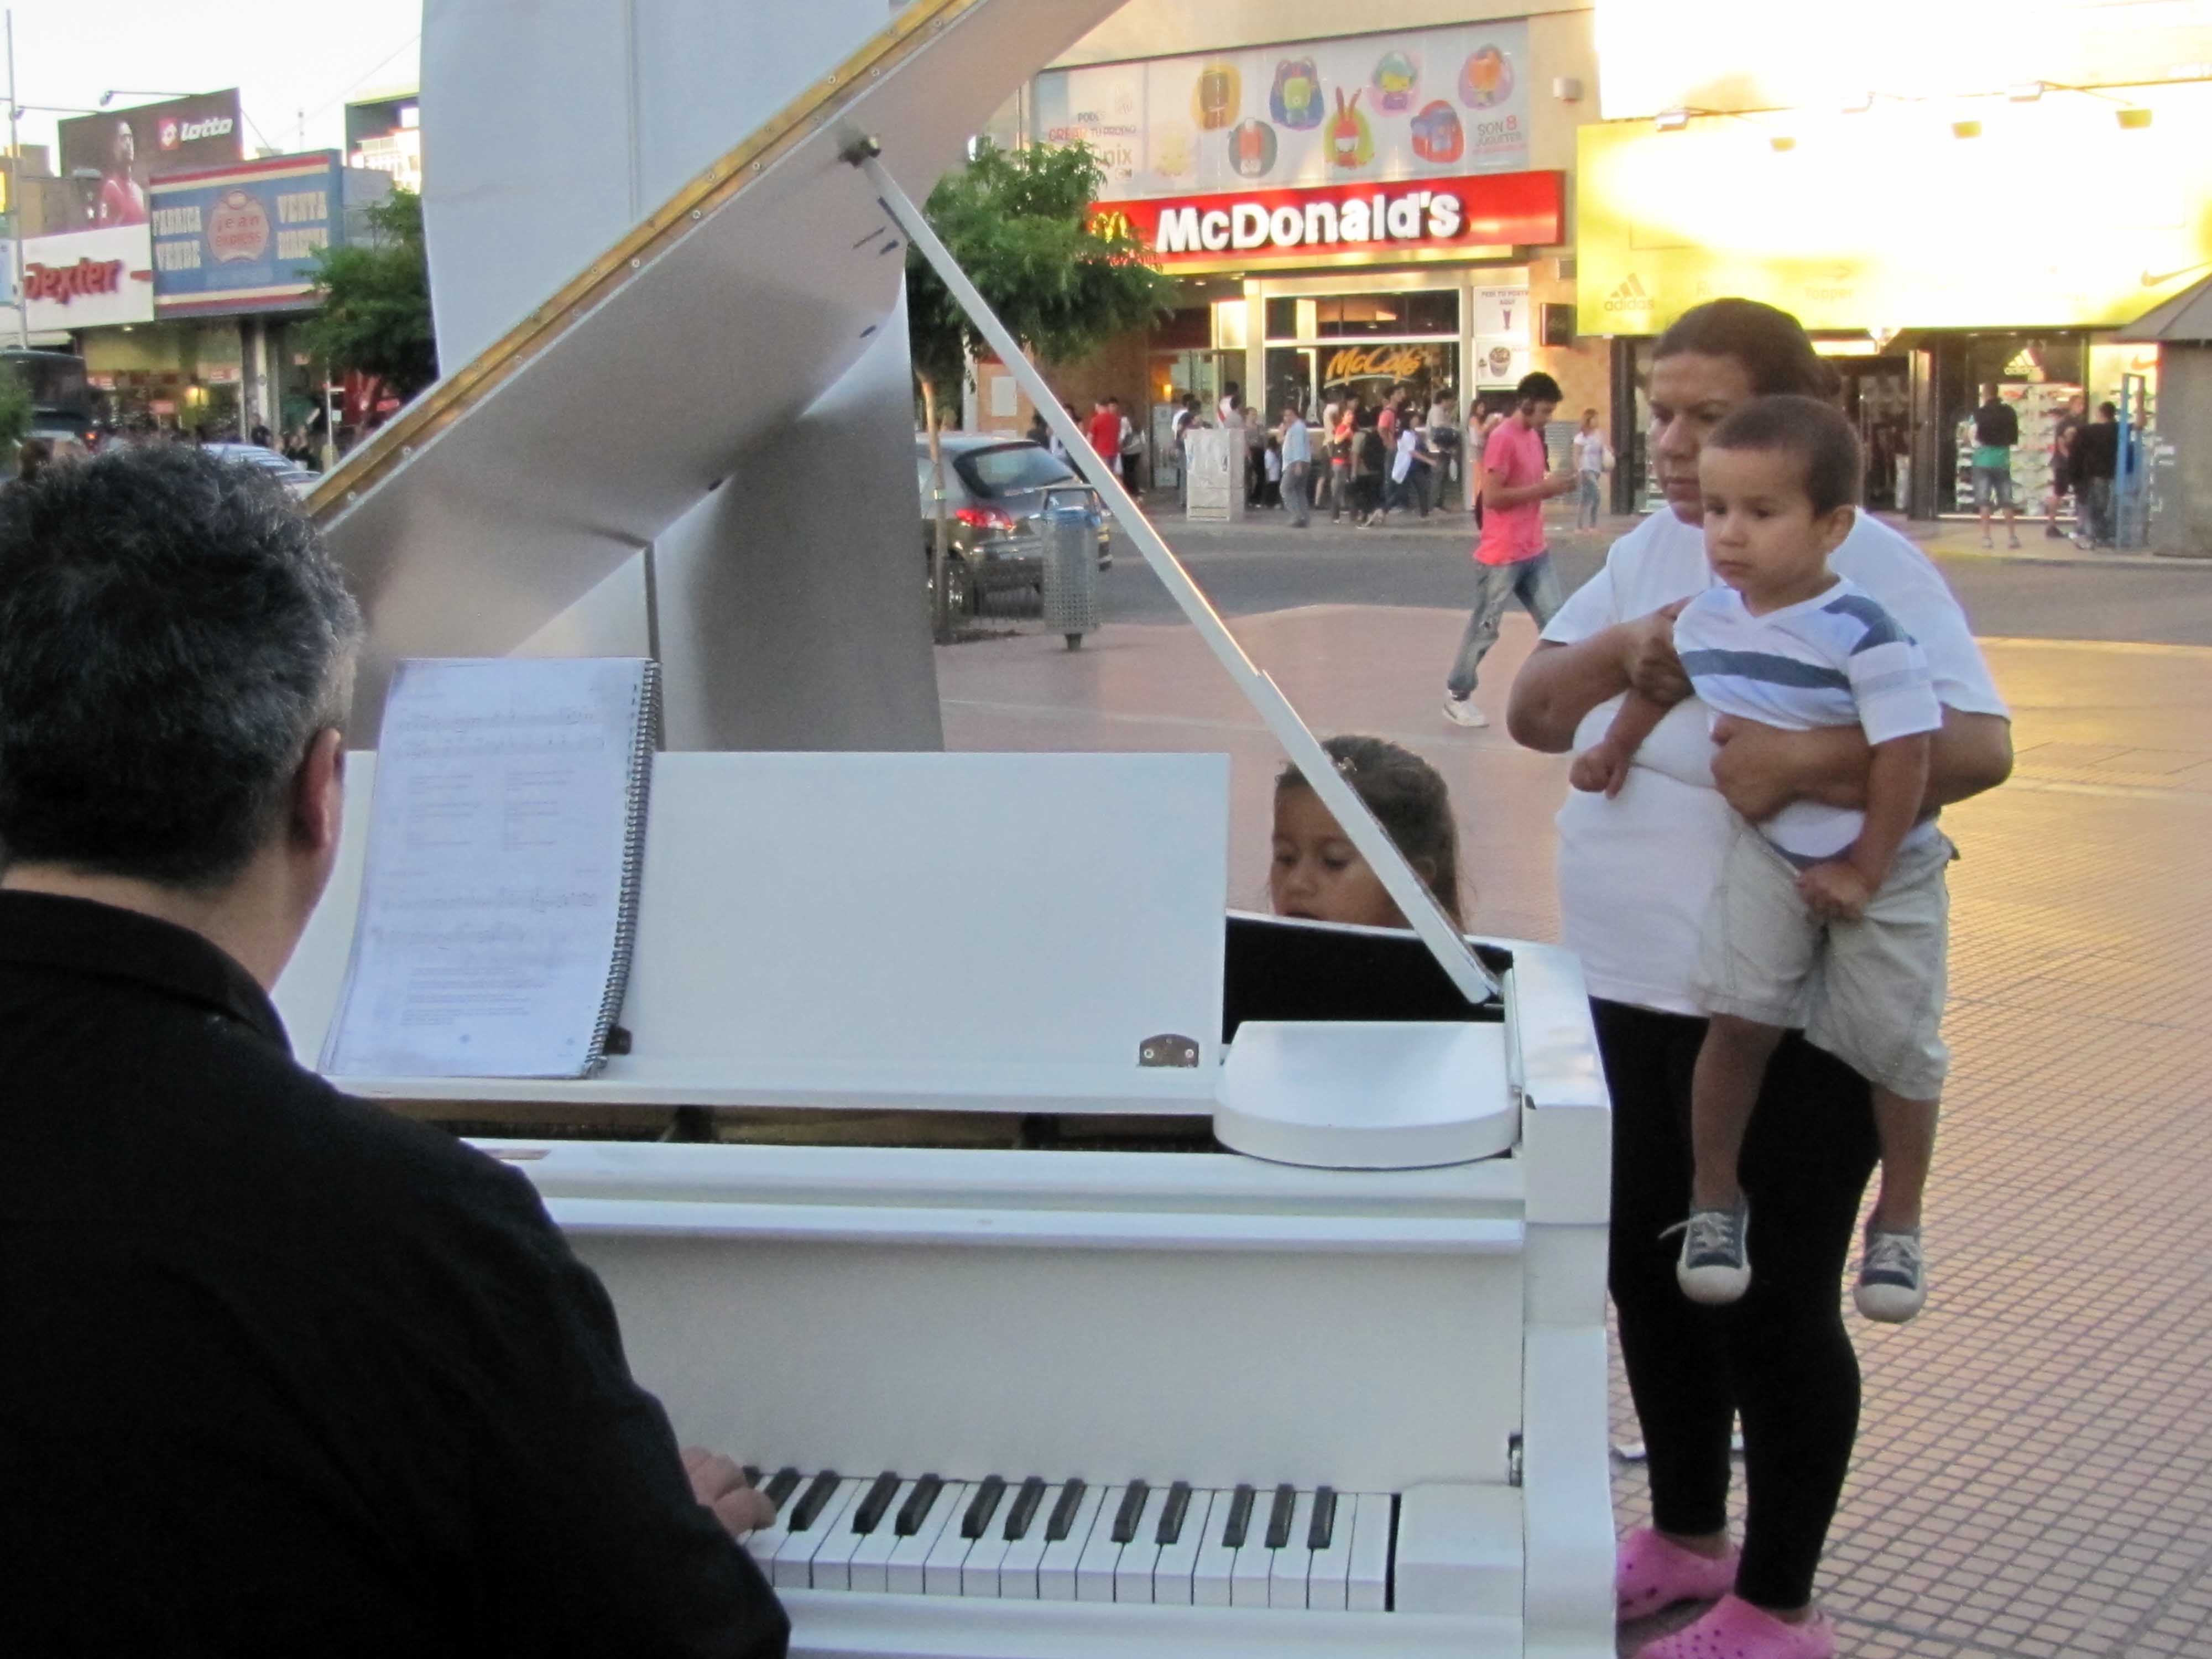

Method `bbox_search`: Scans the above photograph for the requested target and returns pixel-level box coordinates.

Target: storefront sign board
[22,225,155,330]
[1037,20,1532,200]
[1577,82,2212,332]
[1097,170,1562,275]
[149,153,345,317]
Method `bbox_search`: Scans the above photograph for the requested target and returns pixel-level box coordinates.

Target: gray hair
[0,445,363,888]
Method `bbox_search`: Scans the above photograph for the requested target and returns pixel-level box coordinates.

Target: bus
[3,349,97,448]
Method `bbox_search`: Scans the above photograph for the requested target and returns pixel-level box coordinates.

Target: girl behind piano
[1270,735,1463,928]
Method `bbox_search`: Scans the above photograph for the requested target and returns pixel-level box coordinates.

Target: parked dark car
[915,434,1112,614]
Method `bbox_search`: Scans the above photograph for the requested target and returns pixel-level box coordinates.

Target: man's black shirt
[0,892,787,1658]
[1973,399,2019,448]
[2073,419,2120,481]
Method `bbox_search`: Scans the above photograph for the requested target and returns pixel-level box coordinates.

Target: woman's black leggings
[1594,998,1879,1611]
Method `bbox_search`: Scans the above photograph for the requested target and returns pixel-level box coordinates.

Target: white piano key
[1305,1488,1354,1611]
[807,1483,873,1591]
[994,1481,1067,1602]
[1267,1489,1317,1609]
[845,1478,919,1594]
[1347,1491,1392,1613]
[1113,1482,1171,1605]
[959,1517,1015,1598]
[774,1478,860,1590]
[1073,1483,1127,1603]
[923,1486,982,1595]
[1191,1488,1241,1609]
[742,1475,801,1571]
[1036,1482,1108,1603]
[886,1480,967,1596]
[1151,1486,1215,1607]
[1229,1487,1280,1608]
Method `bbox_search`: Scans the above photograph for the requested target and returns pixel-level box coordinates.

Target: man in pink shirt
[1443,372,1578,728]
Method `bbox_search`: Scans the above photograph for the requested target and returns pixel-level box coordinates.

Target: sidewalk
[936,607,2212,1659]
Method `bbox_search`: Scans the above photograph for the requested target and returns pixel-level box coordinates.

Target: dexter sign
[1098,171,1562,270]
[22,224,156,330]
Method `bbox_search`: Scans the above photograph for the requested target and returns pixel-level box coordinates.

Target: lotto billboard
[56,91,244,229]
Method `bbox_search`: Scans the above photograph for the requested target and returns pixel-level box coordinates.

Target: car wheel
[944,556,975,618]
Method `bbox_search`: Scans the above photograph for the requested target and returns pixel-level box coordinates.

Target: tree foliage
[0,367,33,453]
[906,138,1176,410]
[301,187,438,398]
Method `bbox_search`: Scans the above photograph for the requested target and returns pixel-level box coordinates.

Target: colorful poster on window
[1033,21,1532,200]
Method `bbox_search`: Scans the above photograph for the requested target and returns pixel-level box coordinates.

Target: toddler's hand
[1569,743,1631,797]
[1797,859,1872,922]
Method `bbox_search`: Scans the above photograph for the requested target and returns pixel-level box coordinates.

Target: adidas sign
[1601,274,1653,314]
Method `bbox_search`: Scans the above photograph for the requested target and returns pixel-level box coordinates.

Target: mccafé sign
[1095,171,1562,272]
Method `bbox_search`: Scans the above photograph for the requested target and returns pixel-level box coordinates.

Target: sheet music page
[321,658,652,1078]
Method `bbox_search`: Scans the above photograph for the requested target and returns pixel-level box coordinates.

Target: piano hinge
[1139,1032,1201,1068]
[1507,1432,1524,1488]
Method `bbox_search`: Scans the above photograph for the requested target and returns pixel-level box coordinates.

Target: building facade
[975,1,1603,488]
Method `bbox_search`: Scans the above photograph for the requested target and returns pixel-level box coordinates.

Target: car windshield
[957,443,1081,496]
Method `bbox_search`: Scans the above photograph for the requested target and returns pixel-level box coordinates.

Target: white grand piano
[280,3,1617,1654]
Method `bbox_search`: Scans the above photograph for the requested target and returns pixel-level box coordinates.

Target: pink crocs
[1615,1527,1740,1621]
[1635,1593,1836,1659]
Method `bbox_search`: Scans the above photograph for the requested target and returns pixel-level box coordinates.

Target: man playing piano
[0,447,787,1658]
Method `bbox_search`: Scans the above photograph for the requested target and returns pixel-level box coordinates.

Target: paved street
[938,527,2212,1659]
[1047,503,2212,649]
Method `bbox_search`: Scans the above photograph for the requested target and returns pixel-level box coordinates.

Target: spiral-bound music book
[320,657,659,1080]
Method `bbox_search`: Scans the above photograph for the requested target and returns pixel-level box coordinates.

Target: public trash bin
[1041,502,1099,649]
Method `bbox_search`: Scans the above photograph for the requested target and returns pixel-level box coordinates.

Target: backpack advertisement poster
[1034,22,1532,201]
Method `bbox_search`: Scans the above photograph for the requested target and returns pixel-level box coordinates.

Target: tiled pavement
[937,610,2212,1658]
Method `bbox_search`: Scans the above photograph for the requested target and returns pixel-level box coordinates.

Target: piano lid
[307,0,1127,739]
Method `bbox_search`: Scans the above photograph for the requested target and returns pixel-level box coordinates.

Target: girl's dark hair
[1652,298,1841,401]
[1278,734,1463,925]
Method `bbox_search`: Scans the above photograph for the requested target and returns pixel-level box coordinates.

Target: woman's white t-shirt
[1541,507,2010,1016]
[1573,430,1609,473]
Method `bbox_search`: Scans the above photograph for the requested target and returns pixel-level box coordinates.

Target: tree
[301,187,438,406]
[0,366,32,458]
[907,138,1175,639]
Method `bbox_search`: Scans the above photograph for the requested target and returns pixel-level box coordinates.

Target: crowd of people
[0,298,2015,1659]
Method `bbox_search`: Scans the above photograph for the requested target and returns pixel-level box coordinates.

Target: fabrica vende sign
[1095,171,1562,272]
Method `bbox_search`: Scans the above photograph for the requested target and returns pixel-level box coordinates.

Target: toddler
[1570,395,1949,1323]
[1271,735,1463,928]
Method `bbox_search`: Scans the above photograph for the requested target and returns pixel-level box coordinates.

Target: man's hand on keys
[682,1446,777,1538]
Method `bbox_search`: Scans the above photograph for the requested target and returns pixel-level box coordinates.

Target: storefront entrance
[1835,357,1912,513]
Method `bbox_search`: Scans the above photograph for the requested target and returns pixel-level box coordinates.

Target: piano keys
[742,1469,1396,1611]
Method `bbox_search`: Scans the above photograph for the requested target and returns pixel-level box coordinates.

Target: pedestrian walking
[1328,400,1355,521]
[1172,393,1201,508]
[1117,399,1144,491]
[1573,408,1612,529]
[1428,390,1461,508]
[2072,400,2119,549]
[1280,401,1312,528]
[1245,407,1270,508]
[2044,395,2084,540]
[1350,406,1387,526]
[1442,372,1578,727]
[1505,297,2012,1659]
[1218,381,1242,426]
[1086,396,1120,471]
[1261,432,1283,509]
[1969,384,2022,550]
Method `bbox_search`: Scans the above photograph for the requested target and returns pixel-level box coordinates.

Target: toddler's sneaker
[1668,1199,1751,1305]
[1615,1527,1739,1620]
[1636,1594,1835,1658]
[1854,1225,1926,1322]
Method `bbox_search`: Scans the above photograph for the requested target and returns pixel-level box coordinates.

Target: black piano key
[1307,1486,1338,1551]
[1004,1476,1047,1541]
[962,1475,1008,1540]
[852,1471,901,1535]
[790,1471,841,1532]
[763,1467,802,1507]
[1155,1481,1193,1546]
[1110,1480,1150,1545]
[1220,1483,1256,1548]
[742,1465,761,1486]
[895,1473,945,1537]
[1045,1478,1088,1542]
[1264,1483,1297,1550]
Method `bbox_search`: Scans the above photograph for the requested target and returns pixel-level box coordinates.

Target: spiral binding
[585,659,661,1075]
